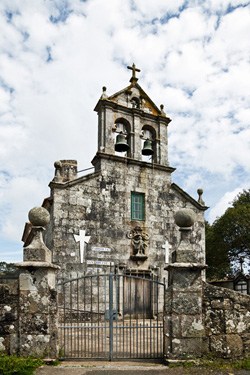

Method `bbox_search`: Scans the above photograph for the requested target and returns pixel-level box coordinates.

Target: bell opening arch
[113,118,131,157]
[141,125,157,163]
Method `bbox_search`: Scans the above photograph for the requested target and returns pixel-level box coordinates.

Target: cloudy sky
[0,0,250,263]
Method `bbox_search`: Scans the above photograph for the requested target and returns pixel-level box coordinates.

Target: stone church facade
[24,64,207,283]
[3,65,248,361]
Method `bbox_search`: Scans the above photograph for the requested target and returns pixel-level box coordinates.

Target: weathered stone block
[19,291,51,314]
[210,334,243,358]
[0,305,17,322]
[164,315,180,337]
[211,298,233,310]
[19,269,55,292]
[164,336,171,356]
[225,310,250,334]
[203,282,225,299]
[19,334,57,358]
[181,315,204,337]
[19,313,50,334]
[170,337,203,358]
[169,269,203,292]
[201,337,210,355]
[0,321,18,335]
[204,308,225,336]
[172,292,202,315]
[174,250,200,263]
[9,334,19,355]
[0,336,6,352]
[242,334,250,356]
[23,247,51,263]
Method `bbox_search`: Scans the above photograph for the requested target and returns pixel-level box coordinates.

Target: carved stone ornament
[127,226,149,261]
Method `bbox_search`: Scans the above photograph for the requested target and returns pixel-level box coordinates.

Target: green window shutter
[131,193,144,221]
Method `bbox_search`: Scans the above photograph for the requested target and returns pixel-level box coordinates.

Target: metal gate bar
[57,272,165,360]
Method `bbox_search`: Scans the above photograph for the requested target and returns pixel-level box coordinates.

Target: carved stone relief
[127,226,149,261]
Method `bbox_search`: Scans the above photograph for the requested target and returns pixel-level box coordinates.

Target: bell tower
[93,64,172,169]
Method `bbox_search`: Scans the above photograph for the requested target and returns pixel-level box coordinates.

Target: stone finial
[54,160,62,169]
[173,209,197,263]
[197,188,205,205]
[160,104,166,115]
[101,86,108,99]
[174,209,195,228]
[53,161,62,183]
[22,207,51,263]
[28,207,50,227]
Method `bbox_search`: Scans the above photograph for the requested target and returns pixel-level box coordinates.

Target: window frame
[131,193,144,221]
[235,280,248,294]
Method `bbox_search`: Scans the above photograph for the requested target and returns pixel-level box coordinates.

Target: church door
[123,273,152,318]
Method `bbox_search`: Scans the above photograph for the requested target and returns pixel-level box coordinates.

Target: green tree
[206,189,250,279]
[205,221,232,279]
[0,261,18,274]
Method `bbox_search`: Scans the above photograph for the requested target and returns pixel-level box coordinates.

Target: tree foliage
[206,189,250,279]
[205,221,232,280]
[0,261,18,274]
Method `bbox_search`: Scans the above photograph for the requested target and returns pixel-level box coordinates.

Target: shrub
[0,354,44,375]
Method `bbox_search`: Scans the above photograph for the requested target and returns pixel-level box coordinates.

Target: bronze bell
[142,139,154,155]
[115,132,130,152]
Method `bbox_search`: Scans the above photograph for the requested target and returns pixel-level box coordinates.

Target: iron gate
[57,272,165,360]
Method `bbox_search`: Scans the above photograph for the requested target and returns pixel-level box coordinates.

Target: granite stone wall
[46,157,206,288]
[0,280,19,354]
[17,266,58,358]
[203,282,250,358]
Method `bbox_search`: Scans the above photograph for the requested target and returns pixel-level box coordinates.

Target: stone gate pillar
[15,207,60,359]
[164,209,206,360]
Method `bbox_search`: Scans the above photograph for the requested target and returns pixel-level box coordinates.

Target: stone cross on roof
[127,63,140,83]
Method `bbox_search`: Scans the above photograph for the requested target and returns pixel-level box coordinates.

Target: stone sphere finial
[160,104,166,115]
[101,86,108,99]
[197,188,205,205]
[54,161,62,169]
[28,207,50,227]
[174,209,195,228]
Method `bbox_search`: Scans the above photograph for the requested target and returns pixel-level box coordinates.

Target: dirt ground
[34,361,250,375]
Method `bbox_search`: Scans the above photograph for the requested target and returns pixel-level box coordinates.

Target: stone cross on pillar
[74,230,91,263]
[162,240,171,263]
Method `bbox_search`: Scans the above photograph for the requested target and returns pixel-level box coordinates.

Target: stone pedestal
[165,263,206,359]
[15,207,60,359]
[164,209,207,360]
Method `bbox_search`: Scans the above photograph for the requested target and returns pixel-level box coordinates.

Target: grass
[232,356,250,370]
[168,356,250,371]
[0,354,44,375]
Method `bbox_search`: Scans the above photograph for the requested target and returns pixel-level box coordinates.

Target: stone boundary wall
[0,273,19,285]
[0,280,19,354]
[203,281,250,358]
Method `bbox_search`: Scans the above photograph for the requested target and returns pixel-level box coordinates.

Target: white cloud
[128,0,185,19]
[0,175,49,241]
[208,187,245,223]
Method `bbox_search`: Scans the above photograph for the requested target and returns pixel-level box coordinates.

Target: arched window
[113,118,131,156]
[141,125,156,162]
[131,97,140,108]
